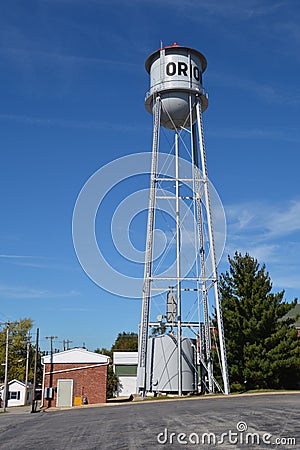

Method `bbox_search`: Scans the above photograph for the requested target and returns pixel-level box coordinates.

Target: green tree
[106,365,119,398]
[95,347,118,398]
[111,332,138,352]
[219,252,300,391]
[0,318,41,383]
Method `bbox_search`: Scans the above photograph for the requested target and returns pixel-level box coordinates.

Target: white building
[0,379,32,407]
[113,352,138,397]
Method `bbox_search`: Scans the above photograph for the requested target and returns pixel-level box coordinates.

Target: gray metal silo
[146,334,197,394]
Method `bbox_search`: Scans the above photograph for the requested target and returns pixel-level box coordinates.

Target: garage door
[56,379,73,407]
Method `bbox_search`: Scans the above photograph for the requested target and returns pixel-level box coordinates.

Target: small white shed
[0,379,32,407]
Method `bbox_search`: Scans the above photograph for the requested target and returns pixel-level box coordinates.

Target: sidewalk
[2,405,33,415]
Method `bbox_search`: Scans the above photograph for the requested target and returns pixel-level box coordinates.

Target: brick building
[42,348,109,408]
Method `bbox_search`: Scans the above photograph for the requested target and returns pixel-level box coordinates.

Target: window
[115,365,137,376]
[9,391,20,400]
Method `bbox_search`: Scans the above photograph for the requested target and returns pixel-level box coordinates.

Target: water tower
[137,43,230,396]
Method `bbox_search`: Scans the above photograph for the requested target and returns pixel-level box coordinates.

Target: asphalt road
[0,394,299,450]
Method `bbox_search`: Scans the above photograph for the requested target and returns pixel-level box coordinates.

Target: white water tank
[145,43,208,129]
[146,334,197,394]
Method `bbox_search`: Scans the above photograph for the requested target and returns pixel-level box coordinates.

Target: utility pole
[46,336,57,357]
[63,339,72,351]
[24,331,31,406]
[45,335,57,408]
[2,324,9,412]
[31,328,39,413]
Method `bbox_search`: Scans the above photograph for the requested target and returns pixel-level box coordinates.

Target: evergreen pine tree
[219,252,299,390]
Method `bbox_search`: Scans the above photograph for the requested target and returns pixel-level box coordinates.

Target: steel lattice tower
[137,43,230,396]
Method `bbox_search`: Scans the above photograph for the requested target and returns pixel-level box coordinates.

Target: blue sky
[0,0,300,352]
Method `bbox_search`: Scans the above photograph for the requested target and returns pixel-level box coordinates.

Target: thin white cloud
[0,285,80,299]
[0,113,144,132]
[0,254,36,258]
[0,254,80,272]
[209,71,300,106]
[227,200,300,240]
[267,201,300,238]
[59,307,97,312]
[224,241,279,263]
[222,199,300,295]
[271,272,300,291]
[0,254,53,269]
[207,127,300,143]
[50,0,286,20]
[0,47,138,69]
[182,0,286,19]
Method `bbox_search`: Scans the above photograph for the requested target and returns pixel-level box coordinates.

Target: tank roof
[145,43,207,74]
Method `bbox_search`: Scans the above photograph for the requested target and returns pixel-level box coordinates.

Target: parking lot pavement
[0,393,299,449]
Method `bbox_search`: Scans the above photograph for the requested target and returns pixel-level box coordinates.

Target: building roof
[283,303,300,328]
[0,379,30,390]
[113,351,138,365]
[42,348,109,365]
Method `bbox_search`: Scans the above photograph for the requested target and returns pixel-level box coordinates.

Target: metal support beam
[196,97,230,394]
[175,130,182,396]
[137,96,161,396]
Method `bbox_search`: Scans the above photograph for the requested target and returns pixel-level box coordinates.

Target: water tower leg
[195,97,230,395]
[174,130,182,396]
[137,96,161,396]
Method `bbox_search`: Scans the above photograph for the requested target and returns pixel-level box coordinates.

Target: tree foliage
[95,347,118,398]
[106,365,119,398]
[111,332,138,352]
[0,318,41,384]
[219,252,300,391]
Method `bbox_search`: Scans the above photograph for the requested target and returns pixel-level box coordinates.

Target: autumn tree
[219,252,300,391]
